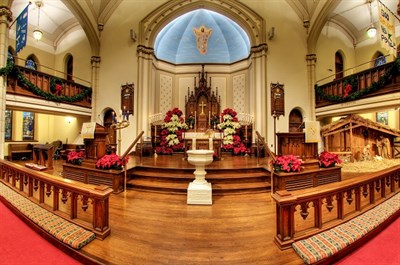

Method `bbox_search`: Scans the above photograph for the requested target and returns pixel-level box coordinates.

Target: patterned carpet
[292,192,400,264]
[0,181,95,249]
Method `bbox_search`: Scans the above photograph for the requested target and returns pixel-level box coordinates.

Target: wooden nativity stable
[321,114,400,162]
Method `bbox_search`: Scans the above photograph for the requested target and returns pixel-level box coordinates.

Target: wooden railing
[272,165,400,249]
[255,131,276,163]
[315,59,400,108]
[0,160,113,239]
[6,65,92,108]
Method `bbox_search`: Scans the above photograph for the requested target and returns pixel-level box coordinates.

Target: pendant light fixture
[33,1,43,41]
[366,0,377,38]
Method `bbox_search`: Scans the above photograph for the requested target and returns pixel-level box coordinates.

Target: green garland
[0,59,92,103]
[315,56,400,103]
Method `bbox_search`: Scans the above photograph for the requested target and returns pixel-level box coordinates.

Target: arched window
[25,55,37,70]
[65,54,73,81]
[373,52,385,67]
[335,51,344,79]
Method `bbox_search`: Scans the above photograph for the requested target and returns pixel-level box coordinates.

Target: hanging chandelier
[33,1,43,41]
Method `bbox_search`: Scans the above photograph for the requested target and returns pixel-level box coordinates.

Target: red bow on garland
[55,84,63,95]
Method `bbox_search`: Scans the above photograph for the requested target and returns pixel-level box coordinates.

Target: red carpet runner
[335,217,400,265]
[0,201,81,265]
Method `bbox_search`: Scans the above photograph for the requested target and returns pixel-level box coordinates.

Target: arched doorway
[289,109,303,132]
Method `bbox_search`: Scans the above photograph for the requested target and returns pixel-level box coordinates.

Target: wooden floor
[17,154,340,265]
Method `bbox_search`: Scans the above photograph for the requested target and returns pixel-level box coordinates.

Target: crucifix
[199,101,207,115]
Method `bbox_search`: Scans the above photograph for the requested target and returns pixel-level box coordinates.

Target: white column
[0,7,12,159]
[137,46,154,137]
[250,44,268,141]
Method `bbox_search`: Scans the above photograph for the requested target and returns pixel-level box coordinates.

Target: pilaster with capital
[137,45,154,137]
[250,43,268,140]
[90,56,101,121]
[306,54,317,119]
[0,6,12,159]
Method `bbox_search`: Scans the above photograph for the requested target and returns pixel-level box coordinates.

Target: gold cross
[199,101,206,114]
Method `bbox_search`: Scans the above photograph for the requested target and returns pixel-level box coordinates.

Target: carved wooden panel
[271,83,284,117]
[121,83,134,116]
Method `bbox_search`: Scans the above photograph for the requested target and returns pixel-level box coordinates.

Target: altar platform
[62,152,273,195]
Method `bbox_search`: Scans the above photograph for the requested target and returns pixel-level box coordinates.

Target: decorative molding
[0,6,12,22]
[160,75,173,114]
[139,0,266,47]
[233,74,245,114]
[90,56,101,64]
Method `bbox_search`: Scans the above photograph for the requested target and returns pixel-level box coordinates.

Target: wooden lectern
[82,123,109,162]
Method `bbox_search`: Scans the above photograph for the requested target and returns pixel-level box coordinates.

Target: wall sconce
[33,1,43,41]
[66,117,73,124]
[130,29,137,42]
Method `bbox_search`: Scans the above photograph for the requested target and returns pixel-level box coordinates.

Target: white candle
[209,138,213,150]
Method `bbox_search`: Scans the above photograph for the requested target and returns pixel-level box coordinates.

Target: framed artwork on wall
[376,112,388,125]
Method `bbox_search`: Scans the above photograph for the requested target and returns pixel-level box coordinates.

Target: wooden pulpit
[82,123,109,161]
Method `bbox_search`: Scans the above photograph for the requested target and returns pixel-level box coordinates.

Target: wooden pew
[8,143,33,161]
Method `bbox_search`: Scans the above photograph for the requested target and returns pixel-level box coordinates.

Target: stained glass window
[22,112,34,140]
[5,110,12,141]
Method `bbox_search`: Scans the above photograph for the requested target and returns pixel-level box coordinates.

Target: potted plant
[95,153,129,170]
[217,108,246,154]
[67,150,84,165]
[318,151,342,168]
[271,155,303,173]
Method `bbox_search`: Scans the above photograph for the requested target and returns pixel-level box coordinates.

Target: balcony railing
[4,62,92,108]
[315,57,400,108]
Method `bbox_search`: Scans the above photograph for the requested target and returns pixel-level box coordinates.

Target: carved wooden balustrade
[0,160,113,239]
[315,59,400,108]
[6,65,92,108]
[272,165,400,249]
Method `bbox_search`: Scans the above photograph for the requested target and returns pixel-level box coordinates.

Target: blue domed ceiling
[154,9,250,64]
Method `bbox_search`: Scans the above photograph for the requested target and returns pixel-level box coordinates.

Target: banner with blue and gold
[16,5,29,54]
[378,2,396,55]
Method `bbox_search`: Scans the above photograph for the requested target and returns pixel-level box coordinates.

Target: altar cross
[199,101,207,114]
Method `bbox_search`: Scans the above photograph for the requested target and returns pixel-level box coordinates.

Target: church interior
[0,0,400,264]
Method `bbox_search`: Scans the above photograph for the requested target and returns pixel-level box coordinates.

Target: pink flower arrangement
[272,155,303,173]
[319,151,342,167]
[67,150,84,165]
[96,154,129,170]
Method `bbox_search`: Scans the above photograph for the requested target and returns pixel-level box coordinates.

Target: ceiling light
[366,0,376,38]
[367,26,377,38]
[34,1,43,41]
[33,29,42,41]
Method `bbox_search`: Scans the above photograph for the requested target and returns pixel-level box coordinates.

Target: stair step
[127,178,270,194]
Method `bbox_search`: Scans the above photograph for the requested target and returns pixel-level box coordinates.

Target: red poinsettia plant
[156,108,188,155]
[272,155,303,173]
[67,150,84,165]
[319,151,342,167]
[217,108,248,154]
[96,154,129,170]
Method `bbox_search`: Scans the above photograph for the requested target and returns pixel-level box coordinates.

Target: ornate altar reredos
[185,65,220,132]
